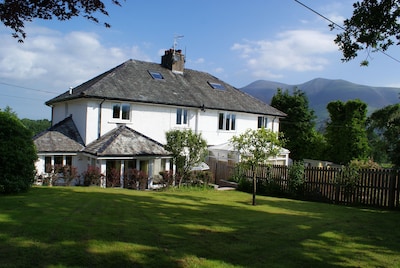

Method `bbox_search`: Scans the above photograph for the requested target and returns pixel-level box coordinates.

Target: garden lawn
[0,187,399,268]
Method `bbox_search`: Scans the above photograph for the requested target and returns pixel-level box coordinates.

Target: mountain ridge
[241,78,400,124]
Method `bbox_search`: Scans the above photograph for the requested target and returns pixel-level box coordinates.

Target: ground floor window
[258,116,268,128]
[218,113,236,131]
[45,156,52,173]
[43,155,74,173]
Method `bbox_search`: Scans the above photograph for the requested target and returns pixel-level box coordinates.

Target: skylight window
[149,70,164,80]
[208,81,225,90]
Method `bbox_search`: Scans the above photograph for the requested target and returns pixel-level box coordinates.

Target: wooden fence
[207,159,400,209]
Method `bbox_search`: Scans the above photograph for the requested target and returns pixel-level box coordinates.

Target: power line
[294,0,400,64]
[293,0,344,31]
[0,93,45,102]
[0,81,60,94]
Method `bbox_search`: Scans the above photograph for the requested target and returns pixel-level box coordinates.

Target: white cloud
[231,29,337,79]
[0,26,151,90]
[214,67,224,73]
[194,58,205,64]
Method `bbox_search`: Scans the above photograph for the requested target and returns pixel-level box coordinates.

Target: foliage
[164,129,208,187]
[41,164,60,186]
[185,171,212,187]
[231,128,284,205]
[106,168,121,188]
[0,110,37,194]
[81,166,103,186]
[348,159,381,170]
[331,0,400,64]
[61,165,79,186]
[325,99,370,164]
[337,165,360,196]
[21,118,51,136]
[159,170,175,187]
[367,104,400,167]
[287,161,305,196]
[124,168,148,190]
[0,0,122,41]
[271,88,325,160]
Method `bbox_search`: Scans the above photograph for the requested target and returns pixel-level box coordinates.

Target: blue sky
[1,0,400,119]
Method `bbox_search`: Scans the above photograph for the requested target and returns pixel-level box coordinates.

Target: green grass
[1,187,399,268]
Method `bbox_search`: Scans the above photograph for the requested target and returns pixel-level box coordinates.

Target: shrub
[106,168,121,188]
[0,111,37,194]
[287,162,305,196]
[262,177,284,197]
[349,159,381,169]
[237,177,252,193]
[337,165,359,196]
[61,165,79,186]
[81,166,103,186]
[159,170,174,187]
[125,169,148,190]
[186,171,212,187]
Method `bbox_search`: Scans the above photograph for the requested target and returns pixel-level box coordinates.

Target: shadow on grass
[0,187,399,267]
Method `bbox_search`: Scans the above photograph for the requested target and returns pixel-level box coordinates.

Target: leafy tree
[271,88,325,160]
[325,99,370,164]
[0,0,122,41]
[331,0,400,64]
[164,129,208,187]
[21,118,51,136]
[231,128,284,205]
[0,110,37,193]
[367,104,400,167]
[0,106,18,118]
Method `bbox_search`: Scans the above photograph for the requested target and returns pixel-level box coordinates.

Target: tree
[367,104,400,167]
[270,88,325,161]
[164,129,208,187]
[325,100,370,164]
[331,0,400,64]
[231,128,284,205]
[0,110,37,193]
[0,0,122,41]
[21,118,51,136]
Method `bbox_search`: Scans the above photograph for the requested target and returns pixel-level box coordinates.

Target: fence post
[335,169,341,204]
[388,169,397,209]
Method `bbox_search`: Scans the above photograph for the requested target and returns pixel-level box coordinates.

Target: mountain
[241,78,400,125]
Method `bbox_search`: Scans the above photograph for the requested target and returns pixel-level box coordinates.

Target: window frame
[257,116,268,129]
[176,108,188,125]
[218,112,236,131]
[208,81,225,90]
[112,103,131,121]
[148,70,164,80]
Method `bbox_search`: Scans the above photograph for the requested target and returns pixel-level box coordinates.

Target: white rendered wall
[52,99,281,147]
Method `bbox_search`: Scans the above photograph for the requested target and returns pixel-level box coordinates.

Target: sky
[1,0,400,120]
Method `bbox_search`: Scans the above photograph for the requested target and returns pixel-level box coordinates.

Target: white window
[258,116,268,128]
[176,108,188,125]
[218,113,236,131]
[113,103,130,120]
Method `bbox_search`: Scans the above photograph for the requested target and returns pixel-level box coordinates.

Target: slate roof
[46,59,286,117]
[33,116,85,153]
[83,125,170,157]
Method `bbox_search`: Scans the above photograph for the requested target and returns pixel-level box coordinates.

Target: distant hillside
[241,78,400,125]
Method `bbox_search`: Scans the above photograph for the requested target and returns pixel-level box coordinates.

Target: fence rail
[207,159,400,209]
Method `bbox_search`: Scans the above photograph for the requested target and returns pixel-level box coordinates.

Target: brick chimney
[161,48,185,74]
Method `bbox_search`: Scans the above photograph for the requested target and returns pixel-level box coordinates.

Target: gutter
[98,99,106,139]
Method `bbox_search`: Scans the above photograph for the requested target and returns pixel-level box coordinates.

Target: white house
[33,48,288,187]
